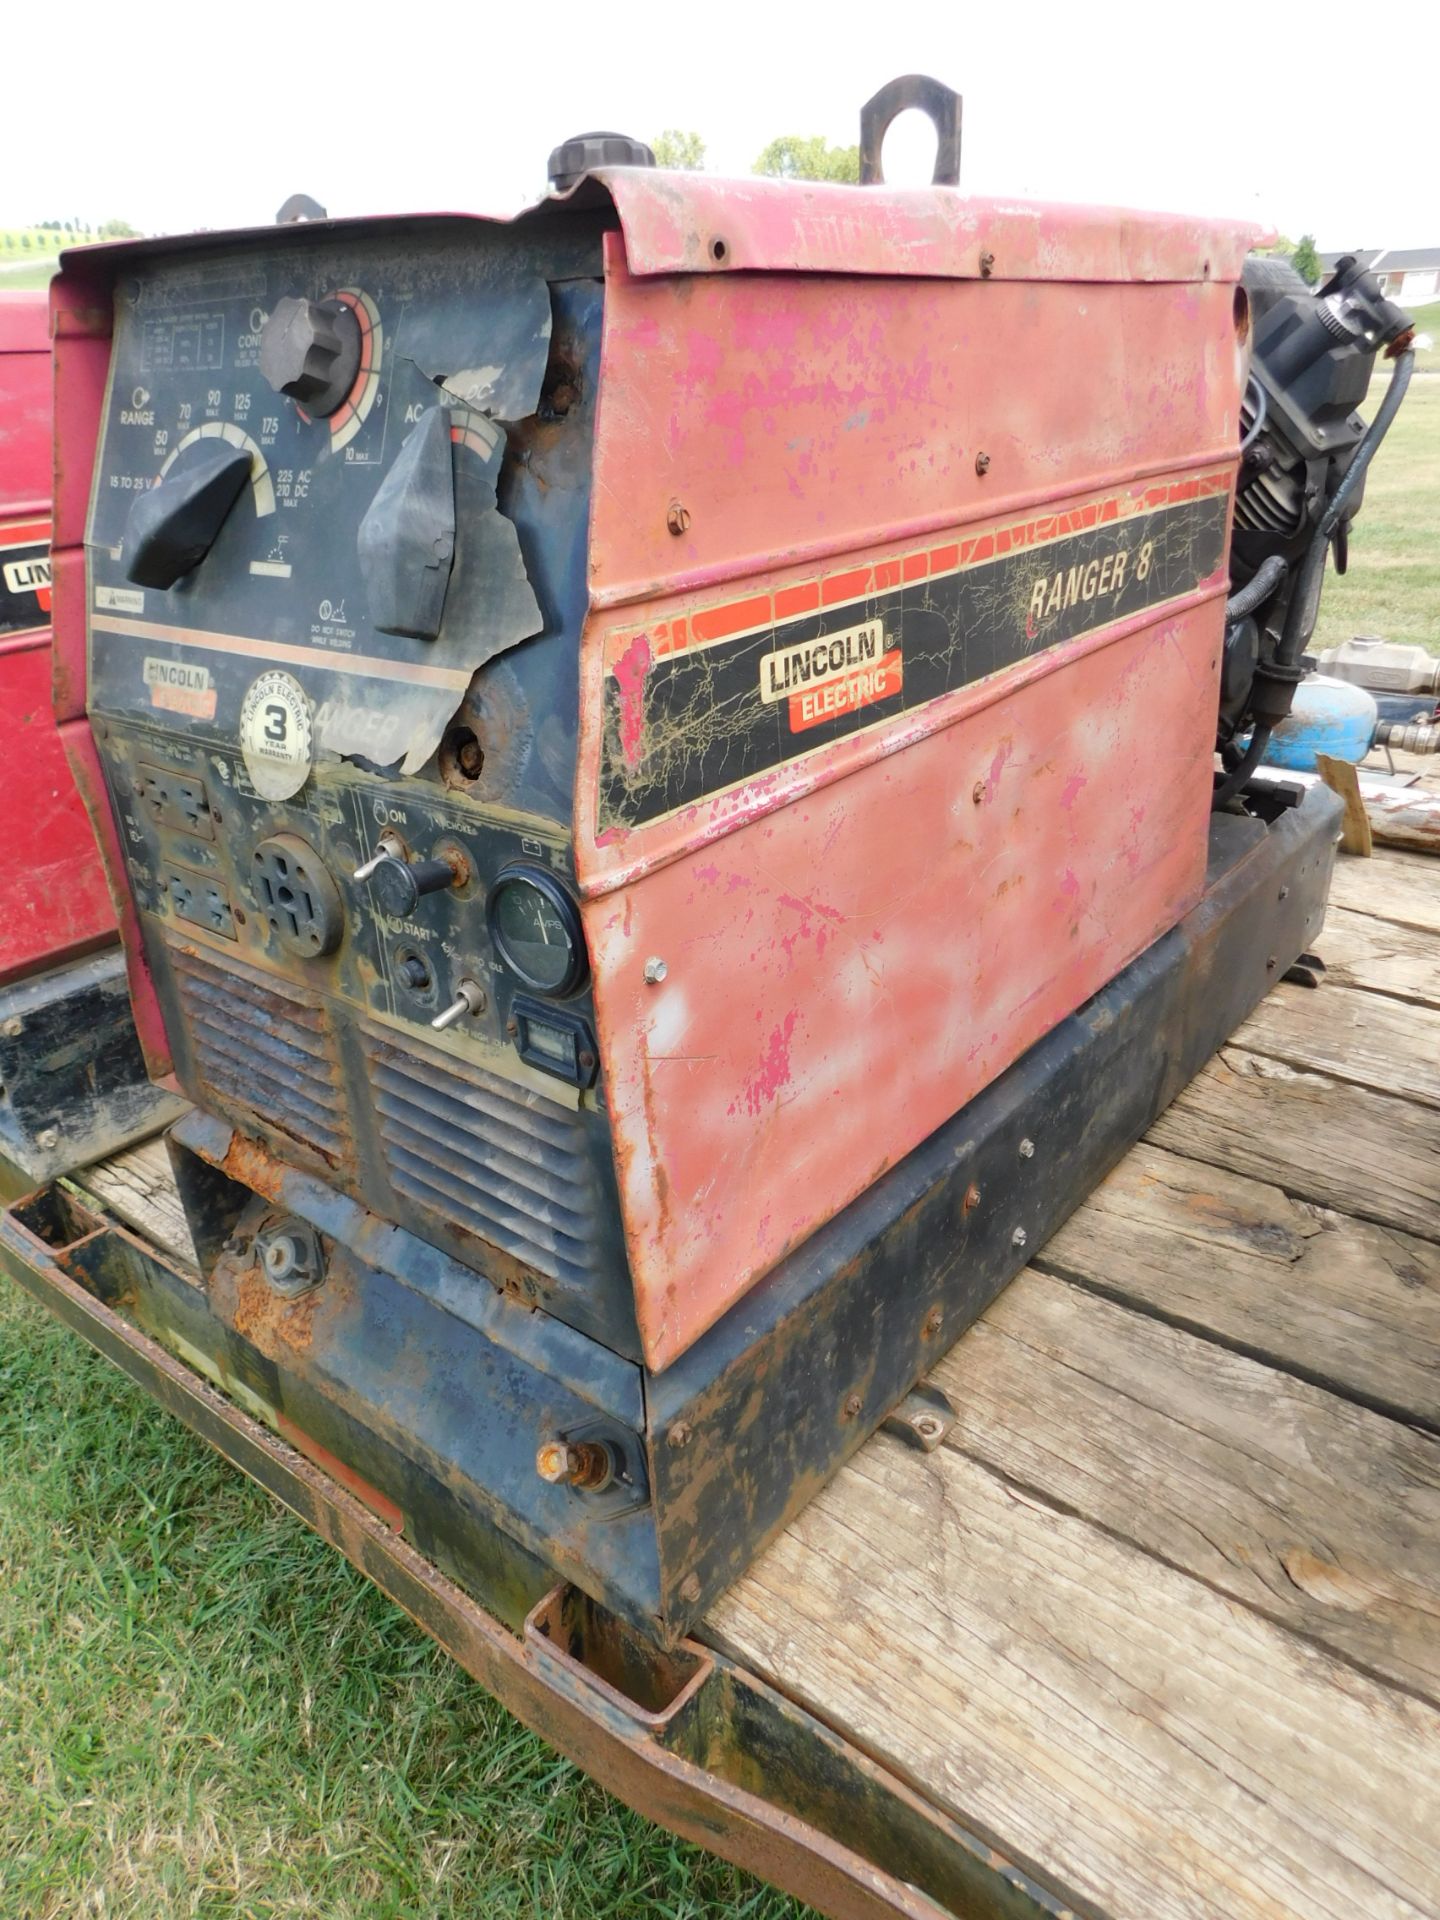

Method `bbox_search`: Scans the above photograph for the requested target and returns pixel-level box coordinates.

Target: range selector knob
[260,295,362,416]
[354,839,461,917]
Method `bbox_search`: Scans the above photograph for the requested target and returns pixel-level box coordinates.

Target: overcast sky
[5,1,1425,250]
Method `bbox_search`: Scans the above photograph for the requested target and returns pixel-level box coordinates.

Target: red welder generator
[0,293,183,1181]
[30,79,1412,1642]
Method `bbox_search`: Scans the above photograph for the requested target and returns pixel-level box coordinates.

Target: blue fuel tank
[1262,674,1379,771]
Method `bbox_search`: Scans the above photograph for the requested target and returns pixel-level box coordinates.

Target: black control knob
[357,851,457,918]
[259,295,362,417]
[124,439,253,589]
[547,131,655,192]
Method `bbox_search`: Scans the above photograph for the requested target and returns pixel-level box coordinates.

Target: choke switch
[260,296,362,416]
[353,844,458,917]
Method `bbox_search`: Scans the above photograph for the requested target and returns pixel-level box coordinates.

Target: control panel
[100,715,598,1097]
[85,220,609,1101]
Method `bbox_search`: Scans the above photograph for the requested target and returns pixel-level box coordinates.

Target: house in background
[1320,248,1440,306]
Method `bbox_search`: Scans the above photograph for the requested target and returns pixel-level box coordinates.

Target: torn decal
[0,524,52,634]
[597,476,1231,829]
[85,252,553,776]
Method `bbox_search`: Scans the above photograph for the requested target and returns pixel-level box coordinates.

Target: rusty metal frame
[0,1195,1069,1920]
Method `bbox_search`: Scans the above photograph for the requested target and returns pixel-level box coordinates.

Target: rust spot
[221,1131,290,1203]
[230,1265,318,1352]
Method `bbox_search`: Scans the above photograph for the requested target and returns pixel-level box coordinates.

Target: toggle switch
[431,979,487,1032]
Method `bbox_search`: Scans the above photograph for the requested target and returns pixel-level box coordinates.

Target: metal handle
[353,829,404,882]
[859,75,962,187]
[430,979,486,1032]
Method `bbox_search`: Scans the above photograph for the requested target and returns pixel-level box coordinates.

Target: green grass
[0,261,58,291]
[0,1278,812,1919]
[0,225,73,291]
[1310,354,1440,658]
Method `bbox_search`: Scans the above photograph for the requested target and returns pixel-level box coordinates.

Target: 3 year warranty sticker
[239,669,313,800]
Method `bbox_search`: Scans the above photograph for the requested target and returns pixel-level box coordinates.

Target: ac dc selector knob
[259,296,362,417]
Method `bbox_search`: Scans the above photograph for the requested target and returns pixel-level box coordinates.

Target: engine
[1217,254,1414,787]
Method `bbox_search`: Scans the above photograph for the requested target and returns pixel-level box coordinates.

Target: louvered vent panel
[360,1028,604,1287]
[169,942,350,1158]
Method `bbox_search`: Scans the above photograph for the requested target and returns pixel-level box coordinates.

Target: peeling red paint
[732,1010,799,1116]
[611,632,653,769]
[1060,772,1088,811]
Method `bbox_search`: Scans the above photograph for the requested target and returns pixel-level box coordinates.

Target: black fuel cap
[547,131,655,192]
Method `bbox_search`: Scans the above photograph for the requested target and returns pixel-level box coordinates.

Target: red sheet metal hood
[587,170,1262,283]
[58,171,1262,287]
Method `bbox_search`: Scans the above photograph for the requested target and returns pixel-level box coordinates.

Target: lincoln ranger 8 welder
[30,80,1412,1641]
[0,293,183,1181]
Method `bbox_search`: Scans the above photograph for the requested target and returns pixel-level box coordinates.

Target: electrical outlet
[138,763,215,840]
[166,872,236,938]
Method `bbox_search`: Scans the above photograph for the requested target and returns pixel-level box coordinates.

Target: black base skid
[0,948,186,1182]
[1,788,1340,1646]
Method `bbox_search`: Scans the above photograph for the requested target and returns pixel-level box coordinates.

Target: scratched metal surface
[578,248,1246,1368]
[0,293,118,984]
[590,169,1260,285]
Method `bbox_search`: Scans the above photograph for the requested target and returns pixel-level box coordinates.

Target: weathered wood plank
[1235,980,1440,1109]
[1328,846,1440,934]
[1035,1141,1440,1428]
[1315,753,1374,855]
[709,1441,1440,1920]
[76,1138,197,1270]
[1359,784,1440,855]
[1314,906,1440,1010]
[1147,1047,1440,1242]
[931,1267,1440,1699]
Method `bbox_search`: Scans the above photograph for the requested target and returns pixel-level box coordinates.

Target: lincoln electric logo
[760,619,904,732]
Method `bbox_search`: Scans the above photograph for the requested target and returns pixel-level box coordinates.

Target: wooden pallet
[65,812,1440,1920]
[705,832,1440,1920]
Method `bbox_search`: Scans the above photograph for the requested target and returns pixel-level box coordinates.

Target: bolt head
[979,249,996,277]
[36,1127,59,1151]
[643,955,668,985]
[667,1422,692,1450]
[842,1393,863,1420]
[923,1305,943,1338]
[536,1441,576,1484]
[975,451,991,476]
[972,780,986,805]
[963,1182,982,1213]
[1018,1137,1035,1160]
[666,500,691,536]
[679,1572,702,1606]
[1012,1226,1028,1249]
